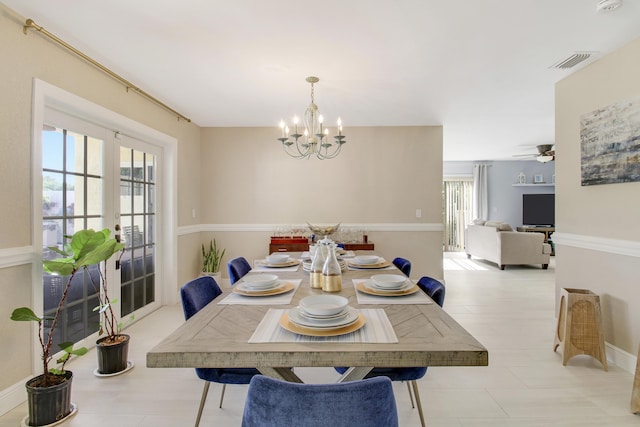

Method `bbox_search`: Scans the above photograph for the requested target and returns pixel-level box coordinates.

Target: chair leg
[411,380,426,427]
[218,384,227,408]
[195,381,211,427]
[406,381,415,408]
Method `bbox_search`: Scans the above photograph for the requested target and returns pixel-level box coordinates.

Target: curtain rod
[23,19,191,123]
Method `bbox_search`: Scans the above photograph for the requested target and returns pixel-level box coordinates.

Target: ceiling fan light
[537,155,554,163]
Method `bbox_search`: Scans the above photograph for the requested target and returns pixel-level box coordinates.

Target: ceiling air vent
[550,52,595,69]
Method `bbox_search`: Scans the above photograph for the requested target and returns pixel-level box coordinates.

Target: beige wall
[200,126,444,280]
[0,4,201,391]
[0,1,444,402]
[555,36,640,355]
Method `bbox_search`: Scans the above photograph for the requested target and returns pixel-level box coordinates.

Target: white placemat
[218,279,302,305]
[253,260,301,272]
[249,308,398,343]
[353,278,433,305]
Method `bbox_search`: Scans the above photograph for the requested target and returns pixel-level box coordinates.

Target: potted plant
[89,232,132,376]
[201,239,225,280]
[10,228,122,425]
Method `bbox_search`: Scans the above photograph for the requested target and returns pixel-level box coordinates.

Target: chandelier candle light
[277,76,346,160]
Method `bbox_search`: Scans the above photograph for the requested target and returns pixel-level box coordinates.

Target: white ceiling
[5,0,640,160]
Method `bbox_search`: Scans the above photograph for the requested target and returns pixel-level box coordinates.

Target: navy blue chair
[180,276,260,426]
[241,375,398,427]
[392,257,412,277]
[227,256,252,285]
[335,275,445,427]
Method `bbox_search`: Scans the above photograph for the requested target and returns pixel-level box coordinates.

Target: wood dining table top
[146,253,488,382]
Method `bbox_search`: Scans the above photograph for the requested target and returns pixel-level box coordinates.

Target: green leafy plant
[202,239,225,273]
[10,228,124,387]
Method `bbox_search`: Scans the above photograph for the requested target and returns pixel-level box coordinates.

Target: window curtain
[443,178,473,251]
[472,164,488,221]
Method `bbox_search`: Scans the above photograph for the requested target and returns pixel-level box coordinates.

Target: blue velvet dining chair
[392,257,412,277]
[180,276,260,426]
[227,256,252,285]
[335,275,445,427]
[241,375,398,427]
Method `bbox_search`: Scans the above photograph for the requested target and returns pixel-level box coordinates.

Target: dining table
[146,252,488,383]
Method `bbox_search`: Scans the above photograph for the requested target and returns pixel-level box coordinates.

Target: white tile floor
[2,253,638,426]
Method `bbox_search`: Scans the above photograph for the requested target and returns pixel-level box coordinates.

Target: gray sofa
[465,221,551,270]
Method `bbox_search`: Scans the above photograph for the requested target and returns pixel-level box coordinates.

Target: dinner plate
[259,259,301,268]
[369,278,411,290]
[299,295,349,316]
[352,255,381,265]
[239,282,280,291]
[288,306,359,329]
[233,281,295,296]
[241,274,279,289]
[368,280,414,292]
[371,274,407,288]
[298,308,349,320]
[357,281,421,296]
[347,260,392,269]
[279,312,366,337]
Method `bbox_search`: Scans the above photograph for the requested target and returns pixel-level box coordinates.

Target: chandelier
[277,76,346,160]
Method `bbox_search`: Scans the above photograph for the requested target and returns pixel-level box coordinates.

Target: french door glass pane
[120,148,156,316]
[42,125,104,350]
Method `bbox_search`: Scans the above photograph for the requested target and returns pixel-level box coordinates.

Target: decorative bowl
[307,222,340,237]
[299,295,348,317]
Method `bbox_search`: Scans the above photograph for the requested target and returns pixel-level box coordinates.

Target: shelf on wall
[512,184,555,187]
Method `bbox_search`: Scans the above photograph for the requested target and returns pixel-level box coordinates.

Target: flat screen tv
[522,194,555,226]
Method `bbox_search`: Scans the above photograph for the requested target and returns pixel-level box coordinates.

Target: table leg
[338,367,373,382]
[258,367,304,383]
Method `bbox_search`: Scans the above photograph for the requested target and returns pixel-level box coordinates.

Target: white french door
[115,136,161,320]
[41,108,162,349]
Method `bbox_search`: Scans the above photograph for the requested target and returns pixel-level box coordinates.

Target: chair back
[417,276,446,307]
[242,375,398,427]
[227,257,252,285]
[392,257,412,277]
[180,276,223,320]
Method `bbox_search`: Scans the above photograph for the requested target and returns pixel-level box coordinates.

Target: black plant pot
[96,334,130,374]
[25,371,73,426]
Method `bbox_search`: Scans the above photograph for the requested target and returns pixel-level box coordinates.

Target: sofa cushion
[483,221,513,231]
[472,219,486,225]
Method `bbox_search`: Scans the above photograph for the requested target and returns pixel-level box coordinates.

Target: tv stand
[517,226,555,255]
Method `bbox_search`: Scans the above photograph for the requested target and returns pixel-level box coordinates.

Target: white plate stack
[368,274,412,292]
[289,295,358,329]
[351,255,381,265]
[236,274,280,292]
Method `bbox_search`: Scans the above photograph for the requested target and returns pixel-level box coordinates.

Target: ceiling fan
[513,144,555,163]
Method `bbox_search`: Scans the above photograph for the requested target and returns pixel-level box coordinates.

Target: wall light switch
[415,209,422,218]
[192,208,196,218]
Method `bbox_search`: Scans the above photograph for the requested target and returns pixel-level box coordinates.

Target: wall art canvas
[580,96,640,186]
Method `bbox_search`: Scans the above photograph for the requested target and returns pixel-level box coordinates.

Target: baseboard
[0,377,28,417]
[606,342,638,374]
